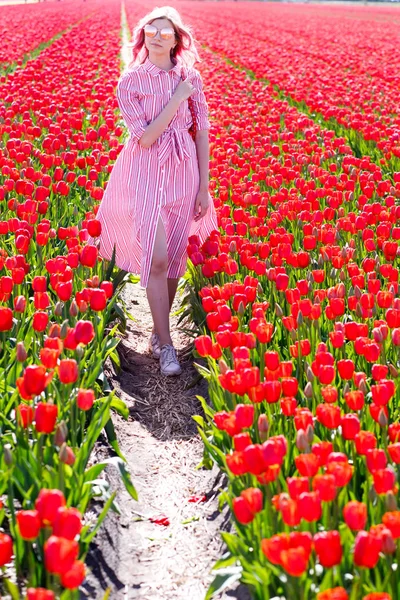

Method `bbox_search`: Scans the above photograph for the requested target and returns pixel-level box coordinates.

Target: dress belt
[157,127,192,168]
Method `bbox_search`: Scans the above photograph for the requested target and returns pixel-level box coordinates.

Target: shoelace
[161,345,178,366]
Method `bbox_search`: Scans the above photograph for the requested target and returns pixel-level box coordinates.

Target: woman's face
[144,18,177,59]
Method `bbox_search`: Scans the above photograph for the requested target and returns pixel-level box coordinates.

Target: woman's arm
[191,70,211,221]
[193,130,210,221]
[139,80,195,149]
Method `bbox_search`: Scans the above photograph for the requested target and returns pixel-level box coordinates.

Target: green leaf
[110,397,129,420]
[80,491,117,544]
[104,418,126,461]
[205,565,243,600]
[109,349,121,373]
[4,579,20,600]
[102,456,138,501]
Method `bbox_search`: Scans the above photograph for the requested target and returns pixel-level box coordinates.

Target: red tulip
[44,535,79,575]
[317,588,348,600]
[280,547,308,577]
[314,530,342,567]
[312,474,336,502]
[0,533,13,566]
[16,403,34,428]
[77,388,95,411]
[80,245,98,268]
[35,403,58,434]
[234,404,254,429]
[23,365,48,397]
[0,307,13,331]
[16,510,41,541]
[35,489,66,526]
[90,288,107,311]
[232,496,254,524]
[53,507,82,540]
[60,560,86,589]
[33,312,49,332]
[27,589,55,600]
[354,530,382,568]
[343,501,367,530]
[74,320,95,345]
[373,468,396,494]
[382,511,400,539]
[58,359,79,384]
[297,491,321,522]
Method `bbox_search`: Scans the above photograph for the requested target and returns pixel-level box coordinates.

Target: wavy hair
[127,6,200,69]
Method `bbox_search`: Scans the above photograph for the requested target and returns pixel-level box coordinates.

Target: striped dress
[89,56,218,288]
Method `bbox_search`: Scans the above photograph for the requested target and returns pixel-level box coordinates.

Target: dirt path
[81,281,251,600]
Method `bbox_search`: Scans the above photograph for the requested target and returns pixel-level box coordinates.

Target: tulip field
[2,0,400,598]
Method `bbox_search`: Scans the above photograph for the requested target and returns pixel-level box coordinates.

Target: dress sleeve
[190,70,210,132]
[116,74,148,143]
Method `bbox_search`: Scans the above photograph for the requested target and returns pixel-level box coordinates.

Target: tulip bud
[75,345,84,360]
[378,409,389,428]
[330,268,336,279]
[54,421,68,447]
[78,300,88,313]
[54,301,64,317]
[275,303,283,318]
[368,485,377,503]
[297,311,303,326]
[257,282,263,295]
[229,241,236,253]
[237,301,245,316]
[296,429,309,452]
[358,379,367,394]
[306,366,314,382]
[321,251,329,262]
[60,320,69,339]
[343,382,350,397]
[355,303,363,318]
[318,255,324,268]
[69,299,79,318]
[59,443,76,466]
[258,414,269,442]
[339,270,346,282]
[290,330,297,341]
[4,444,13,466]
[218,358,228,375]
[386,490,398,512]
[92,275,100,287]
[304,382,313,398]
[389,363,399,378]
[306,424,314,443]
[381,528,396,554]
[16,341,27,362]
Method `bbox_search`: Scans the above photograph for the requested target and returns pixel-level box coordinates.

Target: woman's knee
[150,253,168,276]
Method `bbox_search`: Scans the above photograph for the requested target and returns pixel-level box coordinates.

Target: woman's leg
[167,278,179,311]
[146,217,172,347]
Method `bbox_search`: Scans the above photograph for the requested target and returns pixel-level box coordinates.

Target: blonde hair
[127,6,200,69]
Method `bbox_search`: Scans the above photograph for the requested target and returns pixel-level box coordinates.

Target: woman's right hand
[173,79,195,103]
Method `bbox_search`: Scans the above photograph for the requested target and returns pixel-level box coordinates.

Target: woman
[88,6,218,376]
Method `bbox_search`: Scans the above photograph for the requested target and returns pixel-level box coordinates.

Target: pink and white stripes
[87,56,218,288]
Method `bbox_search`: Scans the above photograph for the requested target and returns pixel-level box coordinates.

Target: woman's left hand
[194,189,209,222]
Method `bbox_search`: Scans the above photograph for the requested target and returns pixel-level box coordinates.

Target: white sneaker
[160,344,182,376]
[149,333,161,359]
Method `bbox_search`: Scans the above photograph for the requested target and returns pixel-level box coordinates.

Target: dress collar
[143,56,181,77]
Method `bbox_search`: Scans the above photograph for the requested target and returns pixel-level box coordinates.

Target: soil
[80,281,252,600]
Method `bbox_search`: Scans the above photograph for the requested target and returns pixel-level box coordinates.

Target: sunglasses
[144,24,175,41]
